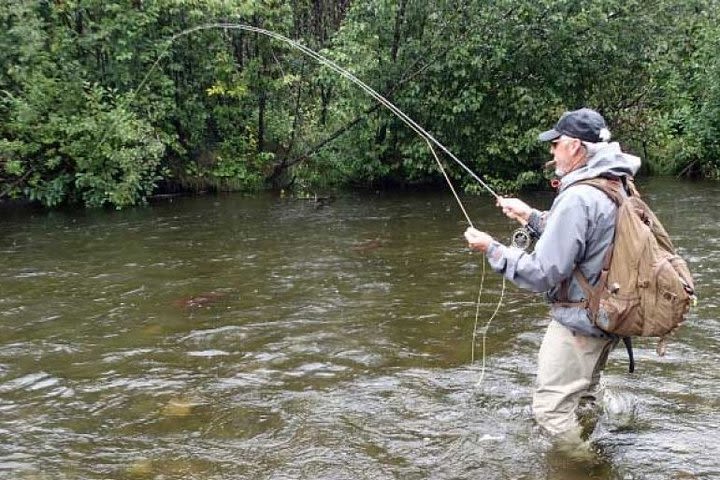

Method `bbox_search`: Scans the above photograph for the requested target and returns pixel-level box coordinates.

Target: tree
[1,0,718,208]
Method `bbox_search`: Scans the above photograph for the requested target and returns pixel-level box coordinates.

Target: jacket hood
[559,142,641,191]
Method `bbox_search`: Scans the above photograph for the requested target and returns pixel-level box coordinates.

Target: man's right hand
[497,197,532,225]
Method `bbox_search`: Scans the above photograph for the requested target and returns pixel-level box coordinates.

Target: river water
[0,178,717,479]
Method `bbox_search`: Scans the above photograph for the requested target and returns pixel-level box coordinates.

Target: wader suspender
[557,178,635,373]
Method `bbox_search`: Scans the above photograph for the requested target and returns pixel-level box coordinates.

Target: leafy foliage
[641,1,720,178]
[0,0,718,208]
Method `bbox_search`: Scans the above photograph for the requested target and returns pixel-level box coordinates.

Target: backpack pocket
[641,255,691,336]
[595,294,642,336]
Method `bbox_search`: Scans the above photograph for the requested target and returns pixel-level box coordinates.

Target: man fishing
[464,108,641,445]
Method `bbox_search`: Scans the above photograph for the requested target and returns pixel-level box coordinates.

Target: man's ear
[571,139,584,157]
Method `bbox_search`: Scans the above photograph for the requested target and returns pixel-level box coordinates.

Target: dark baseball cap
[538,108,610,143]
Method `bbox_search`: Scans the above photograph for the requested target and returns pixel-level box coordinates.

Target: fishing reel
[510,224,540,251]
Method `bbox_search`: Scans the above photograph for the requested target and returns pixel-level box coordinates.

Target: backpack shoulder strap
[570,177,627,205]
[557,177,623,308]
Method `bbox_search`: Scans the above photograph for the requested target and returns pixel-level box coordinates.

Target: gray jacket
[486,142,641,337]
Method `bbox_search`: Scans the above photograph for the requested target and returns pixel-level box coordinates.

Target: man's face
[550,136,583,176]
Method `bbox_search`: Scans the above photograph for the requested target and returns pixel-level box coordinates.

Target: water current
[0,177,717,479]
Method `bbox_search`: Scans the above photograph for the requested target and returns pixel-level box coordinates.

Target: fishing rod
[140,22,511,384]
[138,23,502,204]
[141,23,541,250]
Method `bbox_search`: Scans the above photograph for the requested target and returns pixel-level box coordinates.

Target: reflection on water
[0,178,718,479]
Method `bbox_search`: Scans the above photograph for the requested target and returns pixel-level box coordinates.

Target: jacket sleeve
[485,190,589,292]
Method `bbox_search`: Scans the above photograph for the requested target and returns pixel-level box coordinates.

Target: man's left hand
[464,227,494,252]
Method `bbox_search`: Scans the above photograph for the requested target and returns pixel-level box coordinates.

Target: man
[464,108,641,444]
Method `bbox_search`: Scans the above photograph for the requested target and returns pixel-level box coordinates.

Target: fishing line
[423,137,474,228]
[472,263,506,388]
[424,136,505,386]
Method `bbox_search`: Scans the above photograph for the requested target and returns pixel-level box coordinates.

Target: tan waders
[533,320,617,443]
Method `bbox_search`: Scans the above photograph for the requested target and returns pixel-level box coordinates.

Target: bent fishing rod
[140,23,511,380]
[138,23,501,208]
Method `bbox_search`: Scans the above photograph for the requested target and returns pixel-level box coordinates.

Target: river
[0,177,717,479]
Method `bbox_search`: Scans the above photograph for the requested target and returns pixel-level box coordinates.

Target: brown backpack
[570,178,695,356]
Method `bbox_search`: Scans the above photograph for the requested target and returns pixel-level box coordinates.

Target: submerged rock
[173,291,225,310]
[161,398,205,417]
[350,238,385,253]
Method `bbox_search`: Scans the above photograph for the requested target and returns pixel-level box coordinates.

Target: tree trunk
[256,31,266,153]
